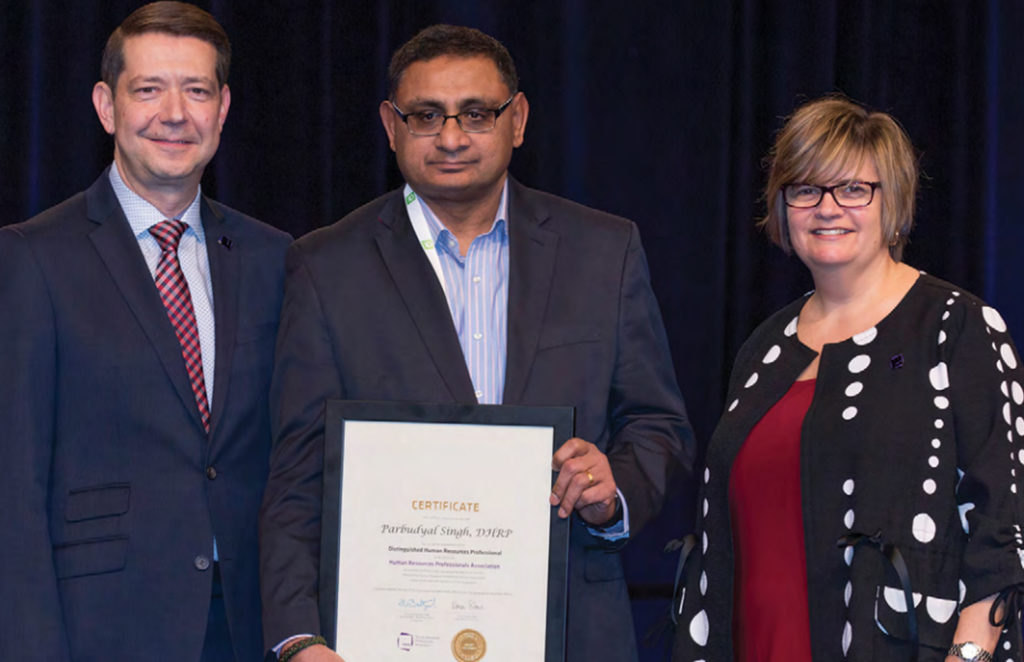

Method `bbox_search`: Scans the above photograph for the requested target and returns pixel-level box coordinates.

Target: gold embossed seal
[451,628,486,661]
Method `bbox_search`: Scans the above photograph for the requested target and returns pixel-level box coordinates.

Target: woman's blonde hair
[761,95,919,261]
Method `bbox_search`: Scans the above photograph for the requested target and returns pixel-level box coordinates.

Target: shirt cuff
[273,634,314,657]
[586,488,630,541]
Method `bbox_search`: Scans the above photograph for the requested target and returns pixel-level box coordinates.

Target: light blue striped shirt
[419,183,509,405]
[416,181,628,540]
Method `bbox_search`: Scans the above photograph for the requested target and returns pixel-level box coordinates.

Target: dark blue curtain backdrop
[4,1,1023,658]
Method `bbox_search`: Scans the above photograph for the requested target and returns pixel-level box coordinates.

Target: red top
[729,379,815,662]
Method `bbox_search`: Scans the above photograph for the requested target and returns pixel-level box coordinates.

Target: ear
[510,92,529,148]
[217,84,231,130]
[379,100,398,152]
[92,82,116,135]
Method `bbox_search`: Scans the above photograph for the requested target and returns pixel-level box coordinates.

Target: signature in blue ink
[397,597,437,610]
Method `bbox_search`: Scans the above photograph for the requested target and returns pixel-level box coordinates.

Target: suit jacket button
[194,555,211,571]
[206,466,217,480]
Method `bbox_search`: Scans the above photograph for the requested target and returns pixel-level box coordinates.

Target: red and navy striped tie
[149,220,211,432]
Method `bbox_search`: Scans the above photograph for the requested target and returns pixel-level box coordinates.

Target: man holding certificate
[260,24,694,662]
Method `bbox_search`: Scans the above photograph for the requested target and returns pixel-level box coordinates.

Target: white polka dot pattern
[926,597,956,623]
[1001,344,1018,370]
[847,355,871,374]
[912,513,936,542]
[983,306,1008,332]
[852,327,877,345]
[929,363,950,390]
[689,610,709,646]
[784,316,798,336]
[921,302,953,552]
[884,587,922,612]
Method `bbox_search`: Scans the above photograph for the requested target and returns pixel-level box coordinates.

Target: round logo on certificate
[451,628,486,661]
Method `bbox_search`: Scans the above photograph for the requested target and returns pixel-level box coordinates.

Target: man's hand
[549,437,617,525]
[289,643,345,662]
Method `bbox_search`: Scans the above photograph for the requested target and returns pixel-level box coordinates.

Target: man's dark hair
[387,24,518,99]
[101,1,231,91]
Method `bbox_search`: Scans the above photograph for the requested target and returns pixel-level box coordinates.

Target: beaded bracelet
[279,635,328,662]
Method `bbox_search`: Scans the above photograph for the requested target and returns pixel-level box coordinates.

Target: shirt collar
[108,164,205,241]
[418,179,509,255]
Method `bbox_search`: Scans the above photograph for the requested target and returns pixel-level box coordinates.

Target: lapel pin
[218,236,233,250]
[890,353,904,370]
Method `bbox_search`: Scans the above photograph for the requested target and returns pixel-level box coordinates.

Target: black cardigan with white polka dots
[673,273,1024,662]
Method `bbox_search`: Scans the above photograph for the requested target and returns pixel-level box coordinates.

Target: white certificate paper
[321,403,571,662]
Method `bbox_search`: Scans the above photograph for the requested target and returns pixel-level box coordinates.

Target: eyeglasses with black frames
[389,94,516,136]
[783,181,882,208]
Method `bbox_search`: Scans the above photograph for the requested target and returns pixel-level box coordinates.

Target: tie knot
[149,219,189,253]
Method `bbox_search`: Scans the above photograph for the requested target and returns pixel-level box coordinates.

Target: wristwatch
[948,642,994,662]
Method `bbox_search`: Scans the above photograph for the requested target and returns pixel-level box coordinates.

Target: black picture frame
[320,399,573,662]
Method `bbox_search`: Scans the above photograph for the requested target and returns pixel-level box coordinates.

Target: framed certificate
[320,400,573,662]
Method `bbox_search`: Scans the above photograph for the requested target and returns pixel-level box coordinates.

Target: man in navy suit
[259,25,694,662]
[0,3,290,661]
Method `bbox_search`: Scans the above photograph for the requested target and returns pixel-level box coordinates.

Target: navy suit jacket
[0,171,290,662]
[259,180,695,662]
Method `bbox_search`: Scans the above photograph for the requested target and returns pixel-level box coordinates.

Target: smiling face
[92,32,230,206]
[379,55,528,207]
[786,158,889,274]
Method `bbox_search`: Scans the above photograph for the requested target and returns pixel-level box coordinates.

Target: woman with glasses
[673,96,1024,662]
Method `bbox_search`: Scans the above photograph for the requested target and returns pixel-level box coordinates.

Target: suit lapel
[202,198,237,438]
[503,181,558,405]
[85,172,207,433]
[373,193,476,403]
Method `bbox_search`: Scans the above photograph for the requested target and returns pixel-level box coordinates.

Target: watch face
[961,643,980,657]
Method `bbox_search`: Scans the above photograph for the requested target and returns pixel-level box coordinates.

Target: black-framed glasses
[390,94,516,136]
[783,181,882,208]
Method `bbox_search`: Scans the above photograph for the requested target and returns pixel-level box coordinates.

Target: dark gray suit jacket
[0,171,290,662]
[260,179,694,662]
